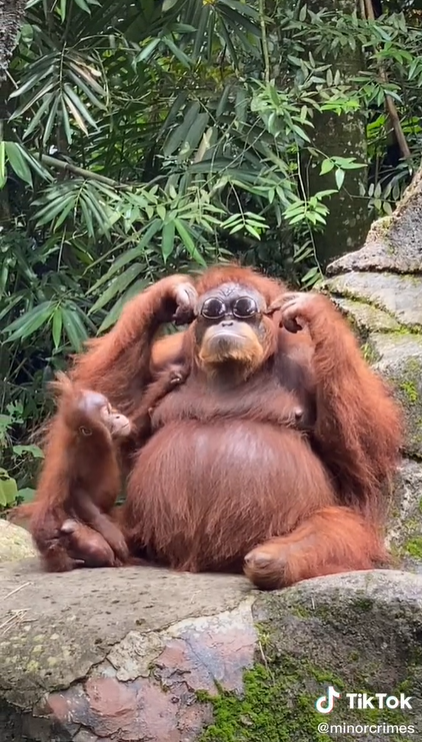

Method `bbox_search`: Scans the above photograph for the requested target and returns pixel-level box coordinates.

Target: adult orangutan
[29,265,403,589]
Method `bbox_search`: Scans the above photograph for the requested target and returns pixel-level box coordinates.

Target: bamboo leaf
[9,73,44,99]
[5,142,33,186]
[89,221,162,293]
[53,195,75,229]
[192,5,210,61]
[0,142,5,189]
[35,195,75,226]
[98,278,149,333]
[79,194,96,237]
[64,94,89,134]
[162,221,175,261]
[10,81,55,119]
[74,0,92,13]
[221,0,259,20]
[51,307,63,349]
[22,93,54,140]
[162,0,179,10]
[83,191,110,234]
[68,61,105,97]
[178,113,209,160]
[216,85,233,118]
[67,70,106,110]
[19,148,52,181]
[163,37,192,68]
[4,302,54,342]
[136,38,160,62]
[64,84,98,129]
[174,219,207,266]
[62,307,88,351]
[0,294,22,323]
[61,98,73,144]
[163,101,201,157]
[217,19,238,66]
[9,61,56,101]
[88,263,145,315]
[219,5,260,36]
[158,92,188,138]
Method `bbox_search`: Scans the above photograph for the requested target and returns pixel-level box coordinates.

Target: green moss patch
[198,656,411,742]
[405,537,422,559]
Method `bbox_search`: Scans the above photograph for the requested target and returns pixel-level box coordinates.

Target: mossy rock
[387,458,422,574]
[327,296,401,335]
[323,272,422,330]
[1,563,422,741]
[0,520,36,563]
[202,571,422,742]
[326,169,422,275]
[370,333,422,459]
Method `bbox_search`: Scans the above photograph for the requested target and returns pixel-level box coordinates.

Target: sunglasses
[200,296,260,320]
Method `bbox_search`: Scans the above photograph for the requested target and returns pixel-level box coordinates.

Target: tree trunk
[304,0,371,269]
[0,0,26,81]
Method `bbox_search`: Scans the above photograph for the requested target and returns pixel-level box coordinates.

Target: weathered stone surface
[0,518,37,563]
[321,185,422,579]
[0,560,249,708]
[327,168,422,275]
[250,570,422,741]
[331,296,401,333]
[324,271,422,329]
[1,565,422,741]
[0,560,256,742]
[369,333,422,459]
[387,459,422,574]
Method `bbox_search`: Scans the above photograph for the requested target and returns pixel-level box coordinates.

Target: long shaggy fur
[22,264,403,588]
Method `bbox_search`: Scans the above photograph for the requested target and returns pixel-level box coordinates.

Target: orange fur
[21,375,132,571]
[69,275,195,414]
[17,368,188,572]
[59,519,116,568]
[244,506,389,589]
[151,332,186,371]
[31,265,403,587]
[131,362,189,443]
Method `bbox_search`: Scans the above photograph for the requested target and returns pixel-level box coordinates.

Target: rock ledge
[1,562,422,741]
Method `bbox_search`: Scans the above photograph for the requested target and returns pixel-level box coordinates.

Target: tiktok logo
[315,686,342,714]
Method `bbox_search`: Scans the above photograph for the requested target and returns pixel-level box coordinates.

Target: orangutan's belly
[124,420,335,570]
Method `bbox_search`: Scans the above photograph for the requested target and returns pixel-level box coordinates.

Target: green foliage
[0,403,42,509]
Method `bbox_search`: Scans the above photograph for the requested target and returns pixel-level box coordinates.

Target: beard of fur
[198,332,265,378]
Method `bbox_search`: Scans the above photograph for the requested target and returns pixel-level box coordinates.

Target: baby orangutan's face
[99,403,132,438]
[79,390,132,439]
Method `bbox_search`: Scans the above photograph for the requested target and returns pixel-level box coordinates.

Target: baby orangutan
[59,364,190,567]
[12,373,132,571]
[12,365,189,572]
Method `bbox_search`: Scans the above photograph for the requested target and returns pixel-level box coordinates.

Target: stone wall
[322,170,422,572]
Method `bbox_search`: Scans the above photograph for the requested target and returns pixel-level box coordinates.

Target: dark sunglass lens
[202,298,225,318]
[234,297,258,318]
